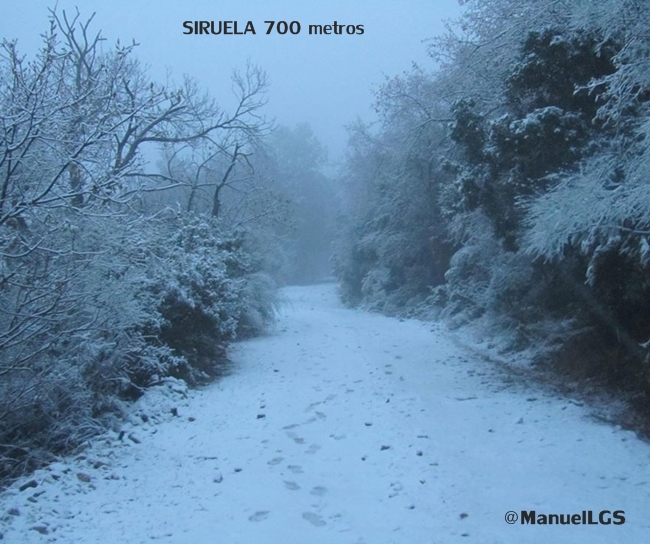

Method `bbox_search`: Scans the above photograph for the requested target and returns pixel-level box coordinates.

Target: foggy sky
[1,1,462,163]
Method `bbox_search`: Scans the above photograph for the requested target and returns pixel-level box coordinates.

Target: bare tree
[0,9,273,478]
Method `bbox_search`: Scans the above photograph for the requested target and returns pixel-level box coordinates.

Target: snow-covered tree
[0,9,277,480]
[334,70,455,311]
[336,0,650,389]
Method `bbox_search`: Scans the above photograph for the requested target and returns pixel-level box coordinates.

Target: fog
[1,0,462,161]
[2,2,649,542]
[1,1,462,283]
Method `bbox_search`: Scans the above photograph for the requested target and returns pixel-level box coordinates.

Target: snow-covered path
[2,284,649,543]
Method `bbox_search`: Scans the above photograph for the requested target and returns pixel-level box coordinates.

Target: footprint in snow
[286,431,306,444]
[389,481,403,498]
[306,444,321,455]
[305,401,323,412]
[284,481,300,491]
[283,423,300,430]
[267,457,284,466]
[287,465,303,474]
[302,512,327,527]
[310,486,327,496]
[248,511,270,522]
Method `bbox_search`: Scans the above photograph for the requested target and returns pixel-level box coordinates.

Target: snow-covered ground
[1,284,649,543]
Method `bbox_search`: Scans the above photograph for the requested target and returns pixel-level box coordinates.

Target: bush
[0,211,278,482]
[140,214,278,383]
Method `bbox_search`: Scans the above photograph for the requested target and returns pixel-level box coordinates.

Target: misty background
[1,1,650,523]
[0,0,462,286]
[0,0,462,161]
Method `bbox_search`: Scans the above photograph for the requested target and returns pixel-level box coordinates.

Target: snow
[1,284,649,543]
